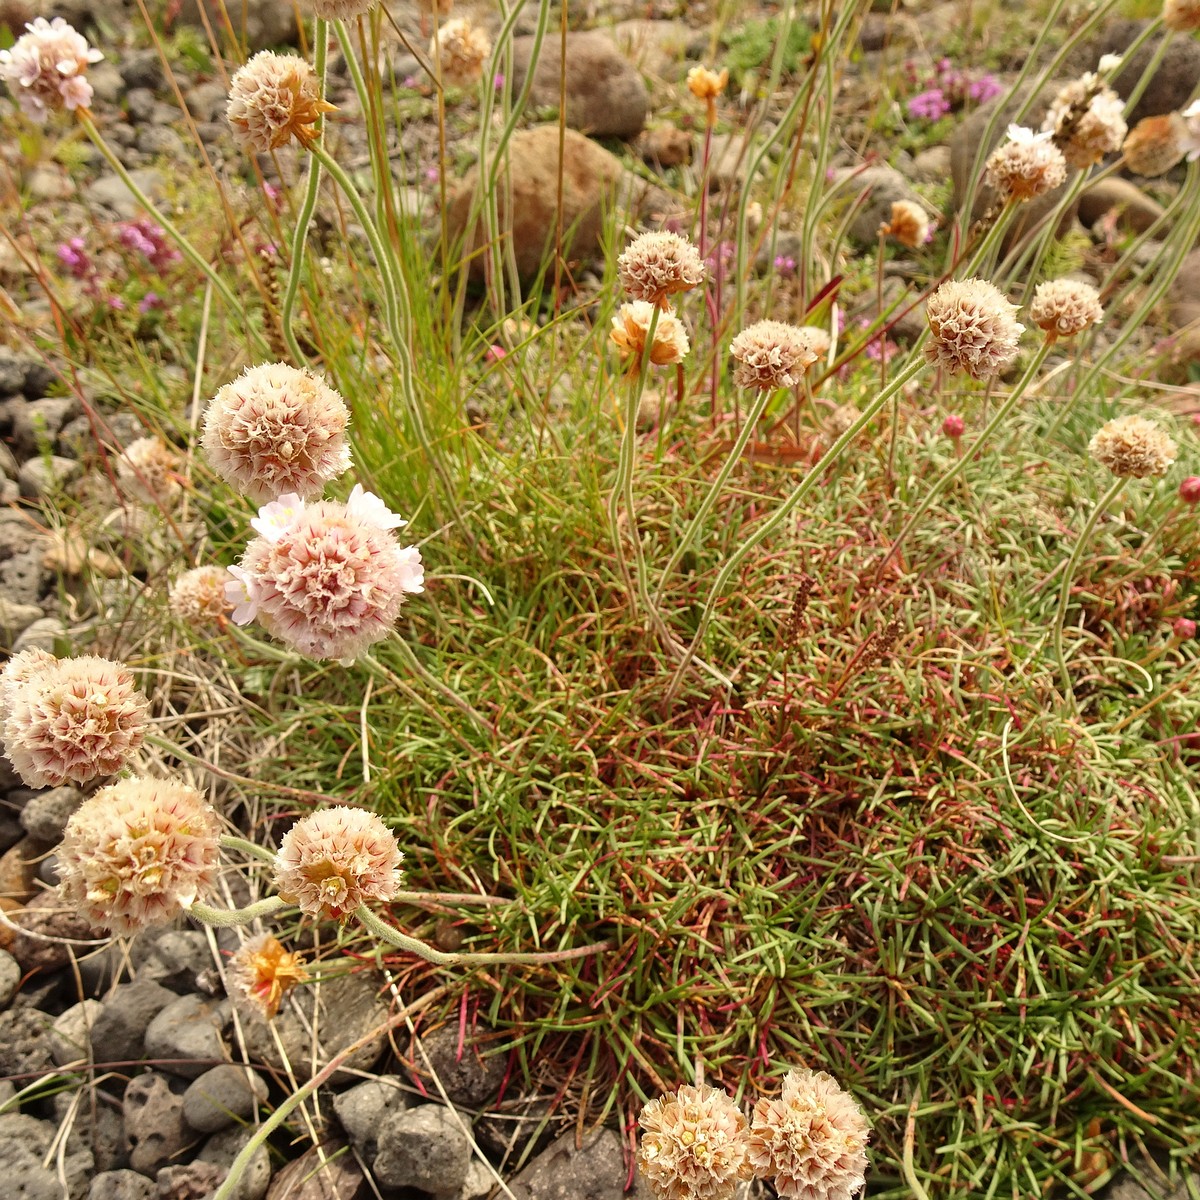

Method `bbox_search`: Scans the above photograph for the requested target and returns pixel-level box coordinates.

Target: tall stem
[1054,476,1125,707]
[190,896,287,927]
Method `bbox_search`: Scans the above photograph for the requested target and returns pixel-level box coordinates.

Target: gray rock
[509,31,648,140]
[331,1077,409,1158]
[836,164,927,245]
[0,597,43,640]
[12,617,66,655]
[176,0,302,51]
[50,998,104,1066]
[0,549,51,609]
[458,1159,495,1200]
[86,169,165,220]
[125,88,157,123]
[119,51,163,93]
[131,928,212,993]
[1079,20,1200,124]
[506,1127,627,1200]
[136,126,186,159]
[88,63,124,106]
[911,144,952,184]
[12,396,79,457]
[155,1160,227,1197]
[91,980,176,1066]
[0,808,23,856]
[144,994,228,1078]
[475,1097,556,1162]
[0,949,19,1008]
[265,1140,366,1199]
[372,1104,471,1194]
[1079,176,1167,235]
[0,1113,77,1200]
[88,1170,156,1200]
[198,1126,272,1200]
[55,1088,129,1173]
[0,352,54,399]
[412,1025,504,1108]
[9,890,96,974]
[0,439,17,477]
[0,1007,53,1077]
[19,786,83,843]
[186,82,228,124]
[182,1064,268,1133]
[122,1072,194,1176]
[18,454,82,499]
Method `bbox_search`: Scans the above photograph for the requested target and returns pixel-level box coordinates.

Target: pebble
[131,929,212,993]
[639,124,693,168]
[182,1063,269,1133]
[12,395,80,457]
[197,1125,272,1200]
[144,993,229,1079]
[265,1141,366,1200]
[836,163,927,245]
[86,168,165,219]
[18,454,82,500]
[372,1104,471,1194]
[122,1071,195,1176]
[506,1127,628,1200]
[155,1160,227,1198]
[88,1169,156,1200]
[9,890,97,974]
[0,597,43,641]
[331,1077,410,1158]
[91,979,177,1066]
[412,1025,505,1108]
[0,1005,54,1079]
[1083,20,1200,123]
[1079,177,1167,236]
[12,618,67,655]
[50,998,104,1066]
[0,949,19,1008]
[19,786,82,843]
[0,1112,87,1200]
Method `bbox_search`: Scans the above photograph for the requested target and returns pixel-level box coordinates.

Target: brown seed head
[729,321,821,392]
[1122,113,1188,177]
[983,126,1068,202]
[431,17,491,88]
[687,66,728,102]
[1164,0,1200,32]
[1043,75,1127,168]
[226,51,334,153]
[1088,415,1177,478]
[610,302,690,370]
[618,231,705,308]
[1029,278,1103,340]
[169,566,234,627]
[924,278,1024,380]
[117,436,183,508]
[228,932,309,1018]
[878,199,930,248]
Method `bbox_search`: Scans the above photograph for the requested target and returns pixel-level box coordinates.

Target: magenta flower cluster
[906,57,1001,122]
[117,218,181,272]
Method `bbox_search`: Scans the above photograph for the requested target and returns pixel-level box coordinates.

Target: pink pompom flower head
[925,278,1024,380]
[0,17,103,123]
[227,485,424,662]
[2,653,150,788]
[57,777,221,936]
[273,806,403,921]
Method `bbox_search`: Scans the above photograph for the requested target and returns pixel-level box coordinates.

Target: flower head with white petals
[251,494,307,542]
[345,484,408,531]
[0,17,103,122]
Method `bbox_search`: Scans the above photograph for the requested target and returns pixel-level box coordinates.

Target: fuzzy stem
[219,834,281,867]
[190,896,287,927]
[280,18,329,366]
[1054,476,1125,707]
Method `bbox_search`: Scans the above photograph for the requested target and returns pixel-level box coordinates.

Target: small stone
[506,1127,628,1200]
[50,998,104,1065]
[331,1078,409,1158]
[0,597,43,640]
[9,890,97,974]
[639,124,693,168]
[144,994,228,1079]
[12,618,66,655]
[411,1025,505,1108]
[372,1104,471,1194]
[459,1159,495,1200]
[266,1141,366,1200]
[18,455,82,499]
[131,929,212,993]
[182,1064,269,1133]
[122,1072,194,1176]
[911,145,952,184]
[12,396,79,457]
[1080,177,1167,235]
[0,1113,71,1200]
[119,50,163,91]
[837,164,927,245]
[0,838,41,905]
[91,980,176,1066]
[198,1126,272,1200]
[0,949,19,1008]
[1,550,52,610]
[155,1160,227,1199]
[475,1097,555,1161]
[136,126,186,158]
[88,63,123,105]
[88,1169,156,1200]
[19,786,83,843]
[86,169,165,220]
[0,1006,53,1077]
[56,1089,129,1173]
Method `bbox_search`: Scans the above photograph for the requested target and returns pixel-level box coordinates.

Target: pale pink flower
[1180,99,1200,162]
[925,278,1024,380]
[169,566,234,626]
[229,487,423,661]
[3,654,150,788]
[618,232,706,308]
[1089,415,1177,478]
[57,777,220,936]
[638,1084,753,1200]
[0,17,103,122]
[202,363,352,503]
[983,125,1068,202]
[747,1069,870,1200]
[1029,279,1103,340]
[610,302,691,370]
[1042,75,1126,168]
[0,647,57,720]
[226,52,335,153]
[729,321,821,392]
[117,436,183,508]
[273,806,403,920]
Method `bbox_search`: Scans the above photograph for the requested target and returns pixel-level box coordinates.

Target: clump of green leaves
[724,17,813,84]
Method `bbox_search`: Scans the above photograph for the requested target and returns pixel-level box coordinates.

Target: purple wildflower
[57,237,92,280]
[907,88,951,121]
[138,292,163,314]
[117,219,181,272]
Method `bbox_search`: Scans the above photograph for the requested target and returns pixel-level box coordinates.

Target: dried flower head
[169,566,234,627]
[638,1084,753,1200]
[57,777,220,936]
[687,66,729,102]
[1042,75,1127,168]
[610,302,691,370]
[1088,414,1177,478]
[228,486,424,661]
[618,232,705,308]
[0,17,103,122]
[796,326,833,362]
[878,199,930,248]
[1122,113,1189,177]
[730,321,822,392]
[925,278,1024,380]
[202,363,352,503]
[747,1068,870,1200]
[228,932,309,1018]
[431,17,491,88]
[1163,0,1200,32]
[983,125,1068,202]
[3,654,149,788]
[226,51,335,153]
[0,647,57,721]
[312,0,377,20]
[827,404,859,437]
[1029,278,1103,340]
[273,806,402,920]
[117,436,183,508]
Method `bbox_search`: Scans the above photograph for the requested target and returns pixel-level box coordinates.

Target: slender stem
[377,638,491,734]
[280,18,329,366]
[875,340,1054,583]
[77,112,266,354]
[1054,476,1125,707]
[190,896,287,927]
[355,905,609,968]
[666,355,927,698]
[219,834,281,867]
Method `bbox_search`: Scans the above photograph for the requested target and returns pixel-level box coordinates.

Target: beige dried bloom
[747,1068,869,1200]
[610,302,690,370]
[169,566,234,627]
[312,0,377,19]
[431,17,491,88]
[925,278,1024,380]
[1043,75,1127,168]
[983,125,1068,202]
[274,806,403,921]
[202,363,352,504]
[226,51,335,153]
[1163,0,1200,32]
[0,17,103,122]
[0,647,57,720]
[618,232,705,309]
[828,404,859,437]
[729,321,821,392]
[687,66,728,102]
[117,436,183,508]
[1029,279,1103,340]
[57,777,220,936]
[228,932,309,1018]
[1122,113,1189,177]
[1089,415,1177,478]
[878,199,929,248]
[3,654,149,788]
[638,1084,753,1200]
[796,326,833,363]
